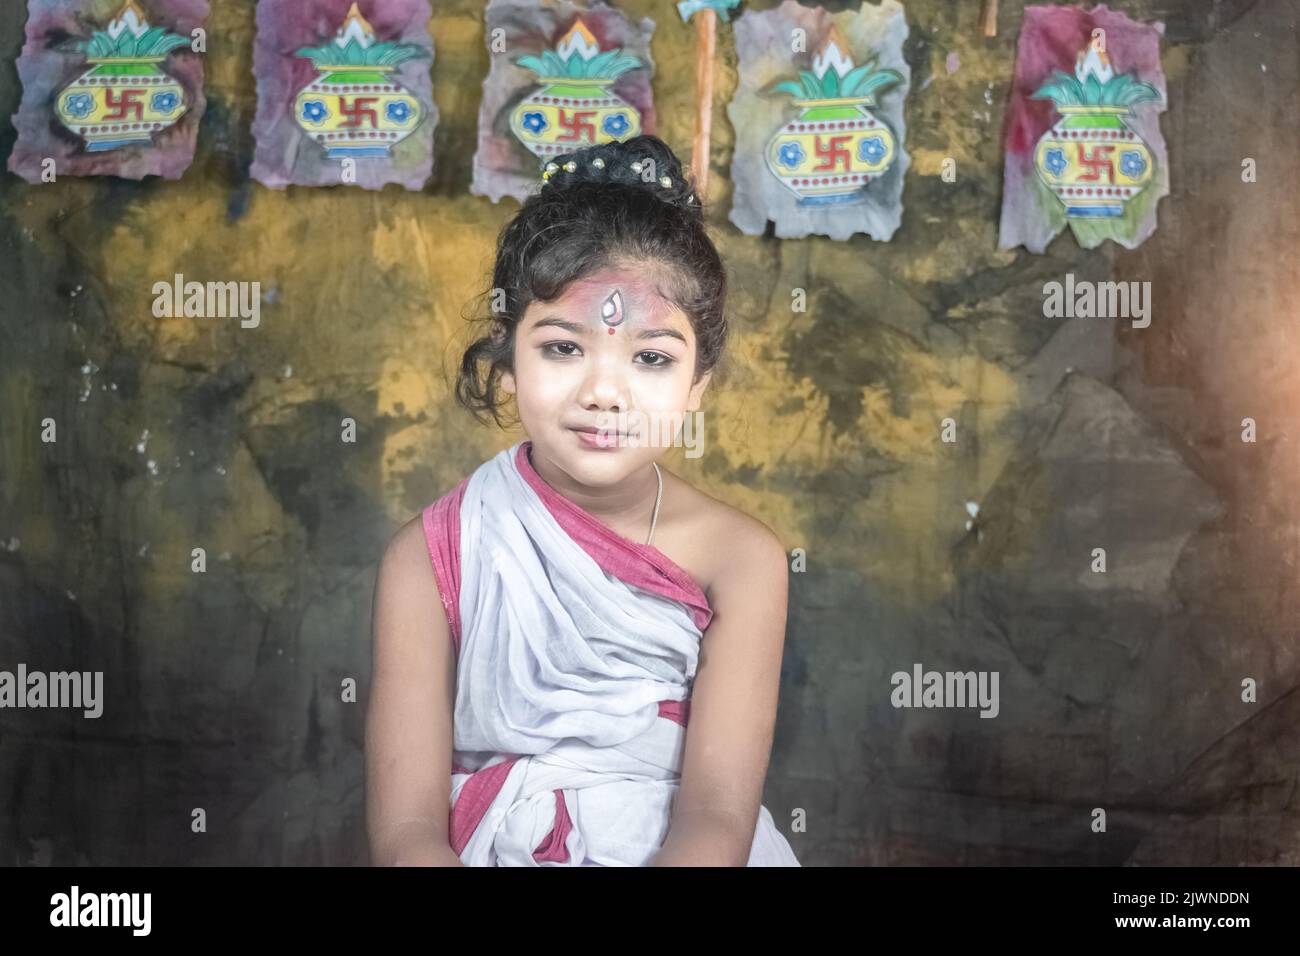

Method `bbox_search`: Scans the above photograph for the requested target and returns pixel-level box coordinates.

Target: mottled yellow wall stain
[368,204,508,516]
[694,364,835,546]
[428,12,483,50]
[9,0,1049,620]
[652,241,1024,602]
[202,0,257,102]
[9,179,100,260]
[920,38,1014,180]
[910,148,953,177]
[1162,45,1191,81]
[376,355,443,520]
[898,233,1018,286]
[85,174,513,581]
[209,444,303,608]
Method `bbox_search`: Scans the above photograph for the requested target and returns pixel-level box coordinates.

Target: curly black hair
[455,135,729,428]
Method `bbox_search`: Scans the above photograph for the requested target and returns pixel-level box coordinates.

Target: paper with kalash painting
[471,0,656,204]
[728,0,910,241]
[7,0,207,182]
[998,4,1168,252]
[250,1,436,191]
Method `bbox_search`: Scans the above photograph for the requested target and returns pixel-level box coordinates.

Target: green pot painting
[1031,43,1161,220]
[292,3,427,160]
[765,25,901,206]
[54,0,190,153]
[510,18,643,163]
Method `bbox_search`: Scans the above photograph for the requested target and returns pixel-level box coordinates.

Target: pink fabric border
[515,441,714,633]
[657,699,690,727]
[449,756,519,857]
[420,442,715,653]
[422,477,469,658]
[531,790,573,863]
[426,443,706,861]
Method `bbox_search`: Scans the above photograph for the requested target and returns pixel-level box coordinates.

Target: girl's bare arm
[650,515,790,866]
[365,514,463,866]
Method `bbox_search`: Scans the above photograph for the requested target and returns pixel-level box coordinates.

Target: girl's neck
[526,442,660,540]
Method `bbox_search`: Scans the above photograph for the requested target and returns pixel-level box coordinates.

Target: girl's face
[501,264,711,487]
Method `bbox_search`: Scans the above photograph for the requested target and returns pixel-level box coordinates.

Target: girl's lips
[570,427,624,449]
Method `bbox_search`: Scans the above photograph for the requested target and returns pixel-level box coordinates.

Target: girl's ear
[686,369,712,412]
[500,368,516,396]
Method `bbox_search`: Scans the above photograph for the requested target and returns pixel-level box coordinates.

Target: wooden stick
[980,0,998,38]
[691,9,716,199]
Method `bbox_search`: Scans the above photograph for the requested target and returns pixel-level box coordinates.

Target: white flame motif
[1075,44,1114,84]
[334,3,376,50]
[812,36,855,79]
[556,20,600,62]
[106,1,150,41]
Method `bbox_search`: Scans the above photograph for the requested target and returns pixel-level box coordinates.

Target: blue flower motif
[64,92,94,119]
[1120,150,1146,178]
[858,135,886,164]
[602,113,630,136]
[386,100,412,123]
[777,141,805,169]
[522,111,548,134]
[301,100,329,125]
[1043,147,1068,177]
[151,91,179,114]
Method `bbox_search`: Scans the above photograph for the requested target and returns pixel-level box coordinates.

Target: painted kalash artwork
[251,1,436,191]
[509,19,644,160]
[729,0,910,241]
[471,0,655,204]
[8,0,208,182]
[999,4,1169,252]
[764,24,901,203]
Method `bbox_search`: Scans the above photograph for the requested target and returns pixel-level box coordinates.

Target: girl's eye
[542,343,674,369]
[636,351,674,369]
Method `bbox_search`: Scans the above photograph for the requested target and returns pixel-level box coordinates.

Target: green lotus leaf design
[771,60,901,102]
[296,37,428,68]
[515,48,642,80]
[72,25,190,59]
[1031,70,1161,108]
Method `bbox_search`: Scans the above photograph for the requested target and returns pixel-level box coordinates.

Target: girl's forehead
[555,269,680,324]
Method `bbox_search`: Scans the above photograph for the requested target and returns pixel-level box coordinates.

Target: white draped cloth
[441,442,800,866]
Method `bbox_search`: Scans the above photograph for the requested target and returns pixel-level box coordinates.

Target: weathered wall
[2,0,1297,865]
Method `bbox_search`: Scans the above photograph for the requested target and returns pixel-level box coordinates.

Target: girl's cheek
[633,371,693,412]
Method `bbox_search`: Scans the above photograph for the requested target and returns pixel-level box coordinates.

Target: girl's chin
[550,437,650,476]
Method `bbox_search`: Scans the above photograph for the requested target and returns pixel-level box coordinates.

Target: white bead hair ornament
[539,156,695,206]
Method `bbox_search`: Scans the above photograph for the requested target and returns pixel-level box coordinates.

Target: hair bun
[539,135,700,212]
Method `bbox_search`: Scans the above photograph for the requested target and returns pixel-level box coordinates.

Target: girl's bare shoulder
[656,466,786,597]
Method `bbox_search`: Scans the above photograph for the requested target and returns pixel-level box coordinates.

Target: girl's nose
[579,362,628,411]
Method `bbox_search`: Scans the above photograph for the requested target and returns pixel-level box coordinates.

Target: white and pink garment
[421,440,800,866]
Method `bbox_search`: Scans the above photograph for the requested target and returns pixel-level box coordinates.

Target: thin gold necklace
[646,462,663,546]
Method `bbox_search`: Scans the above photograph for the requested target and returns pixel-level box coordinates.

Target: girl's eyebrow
[530,316,687,344]
[530,316,588,335]
[636,327,688,344]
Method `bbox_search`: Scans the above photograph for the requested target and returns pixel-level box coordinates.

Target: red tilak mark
[608,327,615,334]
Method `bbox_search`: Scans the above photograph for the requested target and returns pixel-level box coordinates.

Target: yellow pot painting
[1031,43,1160,219]
[764,26,902,205]
[54,0,190,153]
[509,18,643,161]
[292,3,427,160]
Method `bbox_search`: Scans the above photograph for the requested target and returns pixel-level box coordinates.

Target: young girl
[366,135,799,866]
